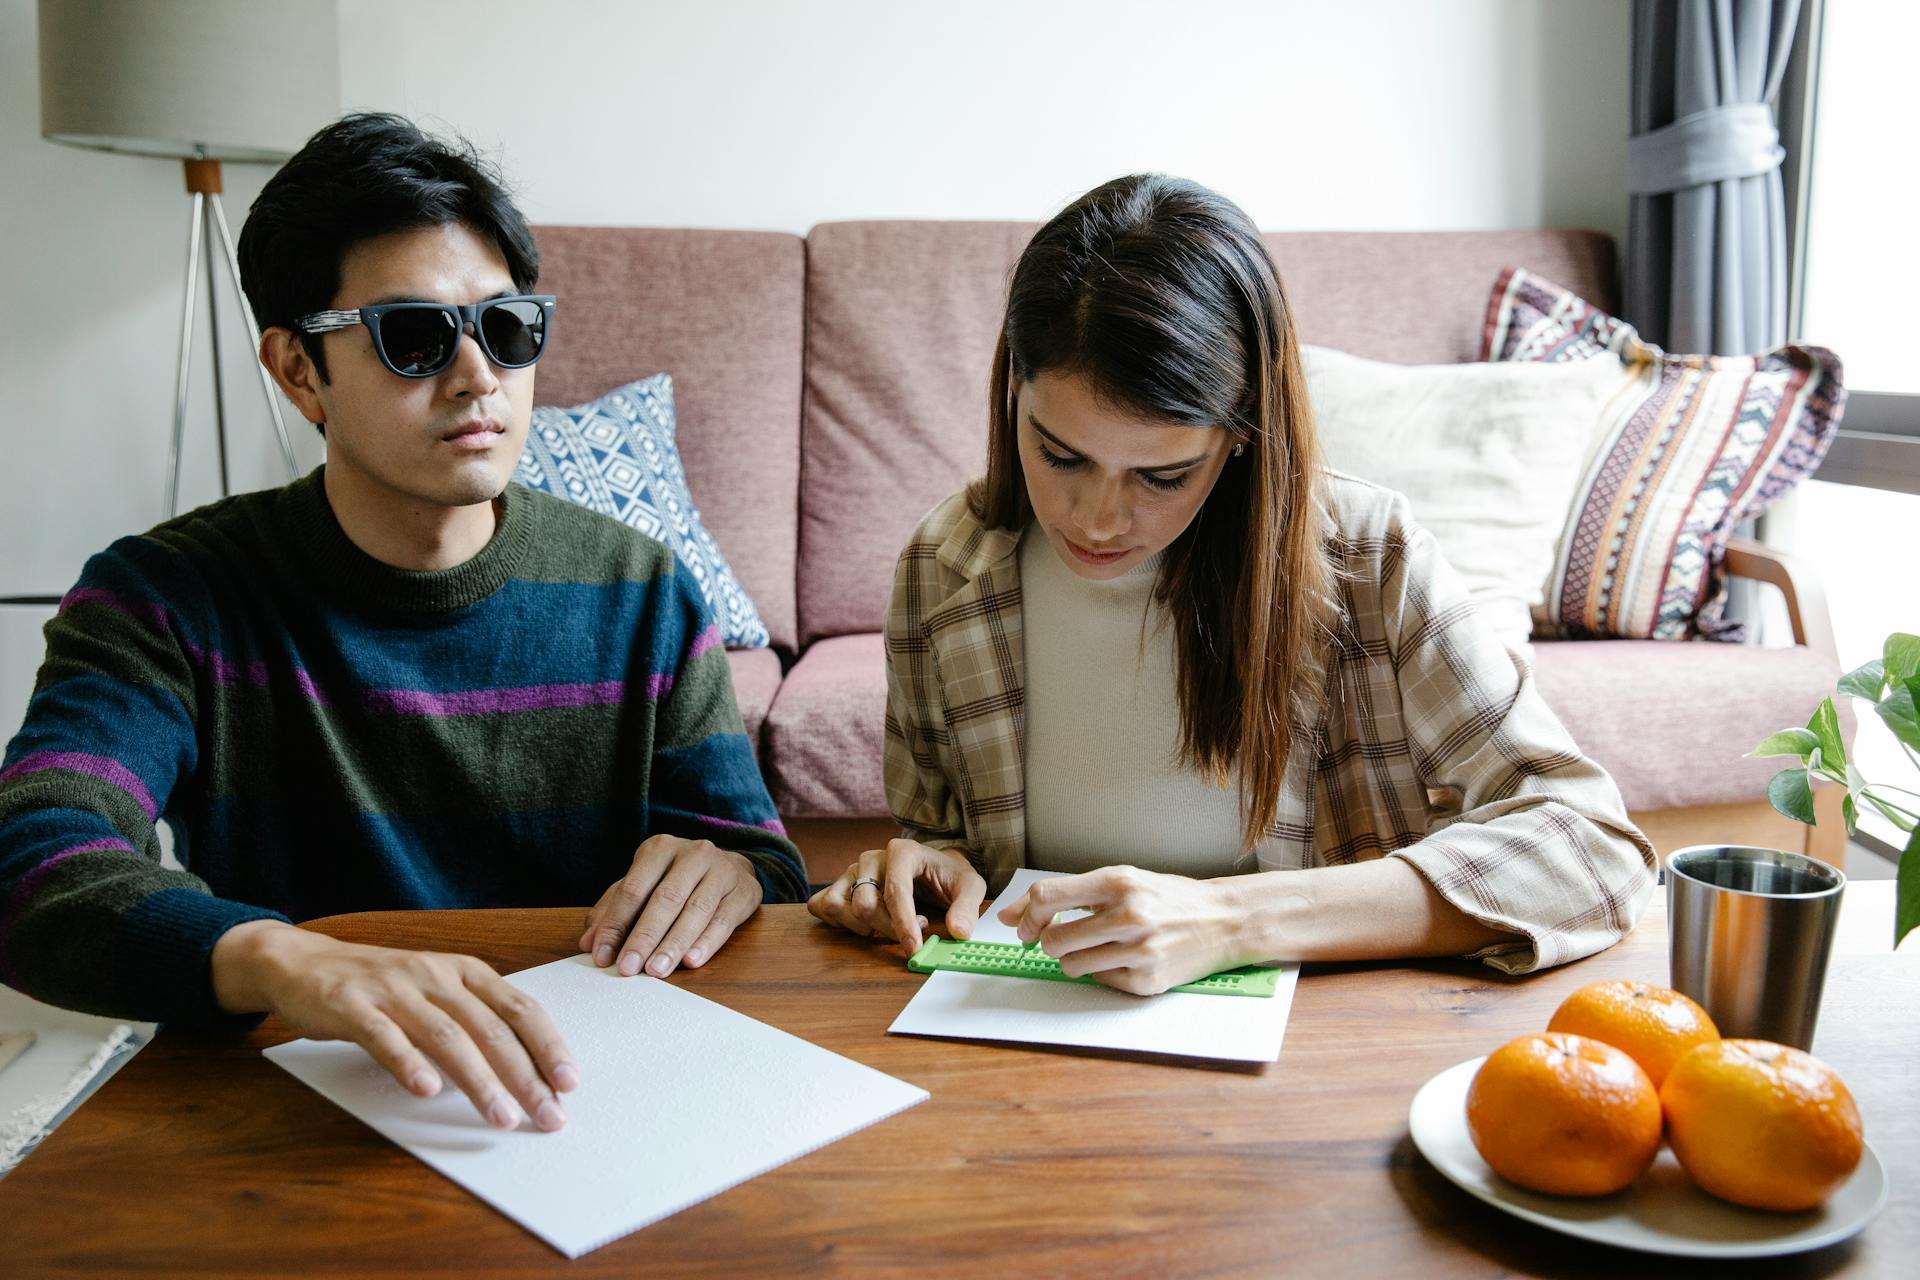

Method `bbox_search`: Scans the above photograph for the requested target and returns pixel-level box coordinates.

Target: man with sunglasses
[0,114,806,1135]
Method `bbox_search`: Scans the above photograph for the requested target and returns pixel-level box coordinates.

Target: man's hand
[994,865,1249,996]
[807,838,987,953]
[212,920,578,1131]
[578,835,764,977]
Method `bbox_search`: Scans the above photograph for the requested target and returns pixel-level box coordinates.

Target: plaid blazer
[882,474,1658,973]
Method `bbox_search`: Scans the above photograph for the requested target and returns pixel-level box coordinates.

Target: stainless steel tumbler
[1667,845,1846,1050]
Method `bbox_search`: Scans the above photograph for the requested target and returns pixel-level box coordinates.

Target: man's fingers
[617,856,709,976]
[432,987,566,1132]
[649,864,734,975]
[393,996,526,1130]
[589,843,673,967]
[348,1003,442,1099]
[468,966,580,1094]
[681,885,760,968]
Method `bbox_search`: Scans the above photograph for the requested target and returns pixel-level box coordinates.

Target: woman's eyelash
[1034,442,1189,492]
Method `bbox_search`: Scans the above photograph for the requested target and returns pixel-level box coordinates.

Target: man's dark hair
[238,112,539,383]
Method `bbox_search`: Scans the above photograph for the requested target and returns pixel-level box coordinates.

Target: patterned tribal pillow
[1483,269,1845,641]
[513,373,771,648]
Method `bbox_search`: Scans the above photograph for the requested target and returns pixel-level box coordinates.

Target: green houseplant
[1750,632,1919,948]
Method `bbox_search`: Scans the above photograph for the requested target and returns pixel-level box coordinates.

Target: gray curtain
[1627,0,1802,355]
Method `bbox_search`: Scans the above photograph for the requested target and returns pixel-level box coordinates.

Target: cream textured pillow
[1303,343,1624,650]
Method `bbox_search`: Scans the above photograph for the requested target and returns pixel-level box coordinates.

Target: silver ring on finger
[850,878,881,892]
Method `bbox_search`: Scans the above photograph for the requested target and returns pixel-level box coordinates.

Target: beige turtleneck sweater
[1019,527,1250,877]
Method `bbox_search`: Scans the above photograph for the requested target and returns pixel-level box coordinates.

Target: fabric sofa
[529,222,1846,885]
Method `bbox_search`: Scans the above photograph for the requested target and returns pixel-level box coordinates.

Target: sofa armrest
[1721,537,1838,665]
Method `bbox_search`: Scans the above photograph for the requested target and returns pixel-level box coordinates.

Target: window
[1772,0,1917,854]
[1790,0,1920,493]
[1774,481,1916,849]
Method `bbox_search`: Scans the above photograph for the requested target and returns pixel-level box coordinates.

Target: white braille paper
[265,955,927,1257]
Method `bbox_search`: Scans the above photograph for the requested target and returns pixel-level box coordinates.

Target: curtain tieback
[1627,102,1784,194]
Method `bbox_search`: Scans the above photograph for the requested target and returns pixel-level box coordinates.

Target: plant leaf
[1885,633,1920,686]
[1864,788,1916,830]
[1842,792,1858,834]
[1878,681,1920,754]
[1807,698,1847,773]
[1838,658,1885,702]
[1898,825,1920,952]
[1767,766,1818,826]
[1748,727,1819,760]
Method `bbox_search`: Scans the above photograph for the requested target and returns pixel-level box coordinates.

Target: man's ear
[260,328,326,426]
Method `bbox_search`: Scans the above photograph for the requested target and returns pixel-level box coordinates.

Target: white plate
[1408,1056,1889,1259]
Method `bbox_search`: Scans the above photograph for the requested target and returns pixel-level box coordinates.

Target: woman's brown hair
[969,174,1336,850]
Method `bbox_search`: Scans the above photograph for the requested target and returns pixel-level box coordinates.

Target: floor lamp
[37,0,339,518]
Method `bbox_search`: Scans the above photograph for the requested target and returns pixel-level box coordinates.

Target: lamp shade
[39,0,338,162]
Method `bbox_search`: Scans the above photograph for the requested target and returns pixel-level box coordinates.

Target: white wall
[0,0,1628,722]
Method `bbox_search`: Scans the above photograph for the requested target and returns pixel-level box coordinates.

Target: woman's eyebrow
[1030,415,1209,471]
[1029,416,1084,456]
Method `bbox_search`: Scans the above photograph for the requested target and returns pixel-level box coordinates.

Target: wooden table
[3,884,1912,1278]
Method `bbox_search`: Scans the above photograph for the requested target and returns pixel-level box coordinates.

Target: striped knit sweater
[0,470,806,1026]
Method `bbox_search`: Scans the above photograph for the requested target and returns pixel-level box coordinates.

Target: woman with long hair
[808,175,1655,992]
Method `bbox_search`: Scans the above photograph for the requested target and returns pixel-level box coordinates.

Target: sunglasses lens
[379,307,459,376]
[479,299,548,367]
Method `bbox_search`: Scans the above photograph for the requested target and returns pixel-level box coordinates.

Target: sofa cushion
[530,226,804,651]
[1530,639,1842,811]
[797,224,1620,645]
[516,374,770,648]
[1305,344,1623,650]
[725,647,782,757]
[762,633,887,818]
[1485,269,1845,641]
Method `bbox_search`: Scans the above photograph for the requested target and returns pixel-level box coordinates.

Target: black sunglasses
[293,294,556,378]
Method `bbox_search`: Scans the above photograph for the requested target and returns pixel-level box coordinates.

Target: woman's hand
[995,865,1252,995]
[808,838,986,952]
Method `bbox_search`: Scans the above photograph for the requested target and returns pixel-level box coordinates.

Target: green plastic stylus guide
[905,935,1280,997]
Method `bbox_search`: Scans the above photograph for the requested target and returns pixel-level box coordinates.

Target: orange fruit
[1660,1039,1864,1211]
[1466,1032,1663,1196]
[1547,980,1719,1087]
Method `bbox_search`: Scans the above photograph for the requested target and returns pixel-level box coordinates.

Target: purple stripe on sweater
[181,641,330,706]
[61,587,173,633]
[688,624,723,662]
[0,837,133,984]
[702,815,789,838]
[0,752,158,819]
[363,680,629,717]
[59,587,321,704]
[643,623,722,703]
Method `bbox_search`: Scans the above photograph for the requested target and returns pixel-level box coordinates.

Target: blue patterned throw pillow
[514,373,771,648]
